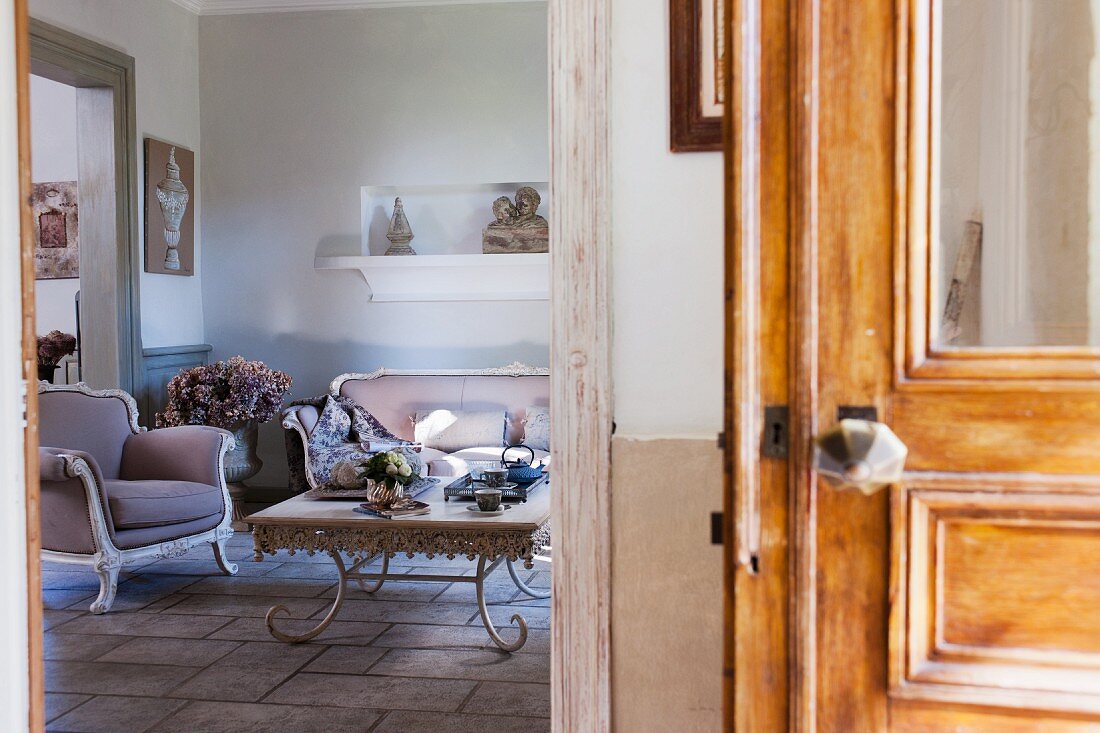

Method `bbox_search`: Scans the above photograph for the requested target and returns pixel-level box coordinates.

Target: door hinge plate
[711,512,723,545]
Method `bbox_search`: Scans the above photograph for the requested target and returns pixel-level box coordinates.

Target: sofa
[282,363,550,490]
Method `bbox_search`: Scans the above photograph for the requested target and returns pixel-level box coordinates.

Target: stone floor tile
[44,589,96,610]
[47,695,187,733]
[402,565,474,577]
[43,570,131,592]
[164,593,329,619]
[477,603,551,630]
[131,559,275,577]
[265,673,476,711]
[335,599,480,625]
[96,637,241,667]
[371,623,502,651]
[387,553,480,569]
[49,612,234,639]
[462,681,551,717]
[302,645,388,675]
[251,562,356,581]
[148,701,381,733]
[433,579,518,604]
[207,617,389,646]
[43,693,90,723]
[43,633,129,662]
[528,570,551,588]
[182,575,334,598]
[324,580,449,603]
[45,661,198,696]
[368,648,549,683]
[371,710,550,733]
[43,611,87,631]
[166,642,322,702]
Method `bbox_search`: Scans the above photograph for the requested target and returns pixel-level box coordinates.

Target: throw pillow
[523,406,551,451]
[413,410,506,452]
[310,395,352,448]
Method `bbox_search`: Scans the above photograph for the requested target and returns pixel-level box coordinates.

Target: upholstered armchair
[38,383,238,613]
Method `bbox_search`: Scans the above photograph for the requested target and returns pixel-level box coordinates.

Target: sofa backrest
[38,385,138,480]
[334,368,549,445]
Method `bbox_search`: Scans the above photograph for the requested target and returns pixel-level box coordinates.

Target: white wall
[611,0,724,438]
[608,0,725,728]
[199,4,549,485]
[29,0,205,348]
[30,74,80,336]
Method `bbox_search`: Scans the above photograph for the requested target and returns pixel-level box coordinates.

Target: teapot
[502,444,542,482]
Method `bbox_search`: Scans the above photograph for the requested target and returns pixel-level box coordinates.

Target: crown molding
[168,0,543,15]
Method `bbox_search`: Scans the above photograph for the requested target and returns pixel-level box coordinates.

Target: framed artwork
[144,138,195,276]
[670,0,725,152]
[32,181,79,280]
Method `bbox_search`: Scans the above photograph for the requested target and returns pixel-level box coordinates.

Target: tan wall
[611,437,723,731]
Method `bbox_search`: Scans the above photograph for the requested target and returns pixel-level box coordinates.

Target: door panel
[785,0,1100,728]
[894,481,1100,713]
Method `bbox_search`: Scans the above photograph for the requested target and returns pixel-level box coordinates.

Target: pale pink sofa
[282,364,549,488]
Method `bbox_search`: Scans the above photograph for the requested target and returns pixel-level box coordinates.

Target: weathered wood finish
[28,20,142,395]
[724,0,792,729]
[16,0,44,728]
[780,0,1100,728]
[548,0,612,730]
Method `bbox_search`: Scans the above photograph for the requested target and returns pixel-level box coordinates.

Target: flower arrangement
[331,450,420,491]
[37,330,76,367]
[156,355,292,429]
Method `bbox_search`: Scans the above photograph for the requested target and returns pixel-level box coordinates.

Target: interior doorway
[28,19,140,393]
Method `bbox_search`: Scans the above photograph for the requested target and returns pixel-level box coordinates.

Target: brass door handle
[813,419,907,495]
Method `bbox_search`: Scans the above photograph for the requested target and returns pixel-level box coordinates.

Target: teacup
[474,488,503,512]
[482,468,510,488]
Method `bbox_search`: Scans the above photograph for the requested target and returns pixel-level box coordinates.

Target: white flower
[385,463,399,476]
[332,461,362,489]
[398,463,412,477]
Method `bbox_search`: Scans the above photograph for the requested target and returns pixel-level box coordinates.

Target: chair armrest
[39,446,113,554]
[120,425,232,487]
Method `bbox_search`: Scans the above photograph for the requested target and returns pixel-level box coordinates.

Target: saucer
[466,504,513,517]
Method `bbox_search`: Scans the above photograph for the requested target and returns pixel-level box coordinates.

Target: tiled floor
[43,531,551,732]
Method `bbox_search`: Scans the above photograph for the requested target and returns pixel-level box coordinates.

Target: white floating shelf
[315,253,549,302]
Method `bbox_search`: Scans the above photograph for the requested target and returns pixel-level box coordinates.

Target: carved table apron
[247,484,551,652]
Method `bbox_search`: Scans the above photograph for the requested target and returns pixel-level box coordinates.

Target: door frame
[27,18,142,395]
[548,0,613,730]
[12,3,613,733]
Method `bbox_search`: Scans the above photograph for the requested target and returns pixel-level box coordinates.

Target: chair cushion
[523,406,551,451]
[103,479,224,530]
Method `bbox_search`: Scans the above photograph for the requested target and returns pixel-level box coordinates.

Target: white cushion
[413,410,506,452]
[427,455,470,477]
[447,445,550,465]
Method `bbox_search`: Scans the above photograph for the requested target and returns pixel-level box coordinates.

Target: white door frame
[548,0,613,730]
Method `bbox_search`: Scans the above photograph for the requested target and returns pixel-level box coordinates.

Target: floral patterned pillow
[523,406,550,451]
[310,396,352,449]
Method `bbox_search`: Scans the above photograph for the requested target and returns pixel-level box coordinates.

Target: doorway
[29,19,141,393]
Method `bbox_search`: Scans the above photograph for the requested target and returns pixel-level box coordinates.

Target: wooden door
[725,0,1100,730]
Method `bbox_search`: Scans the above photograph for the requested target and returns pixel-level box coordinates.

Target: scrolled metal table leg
[476,554,528,653]
[507,558,551,599]
[267,550,347,643]
[355,553,388,593]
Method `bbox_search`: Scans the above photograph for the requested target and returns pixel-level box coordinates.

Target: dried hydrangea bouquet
[157,355,293,486]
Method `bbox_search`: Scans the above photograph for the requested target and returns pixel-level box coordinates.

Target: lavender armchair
[38,383,238,613]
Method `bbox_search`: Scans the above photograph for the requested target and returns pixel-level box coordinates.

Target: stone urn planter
[224,421,262,485]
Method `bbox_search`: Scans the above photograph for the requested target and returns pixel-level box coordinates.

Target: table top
[246,479,551,533]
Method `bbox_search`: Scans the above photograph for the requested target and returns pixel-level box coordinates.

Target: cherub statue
[487,196,518,228]
[514,186,548,228]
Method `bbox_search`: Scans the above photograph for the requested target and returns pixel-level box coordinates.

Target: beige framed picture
[144,137,194,276]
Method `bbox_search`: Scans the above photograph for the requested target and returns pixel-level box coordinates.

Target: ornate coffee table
[247,479,551,652]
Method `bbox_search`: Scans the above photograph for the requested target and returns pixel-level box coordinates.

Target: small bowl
[482,468,510,488]
[474,488,503,512]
